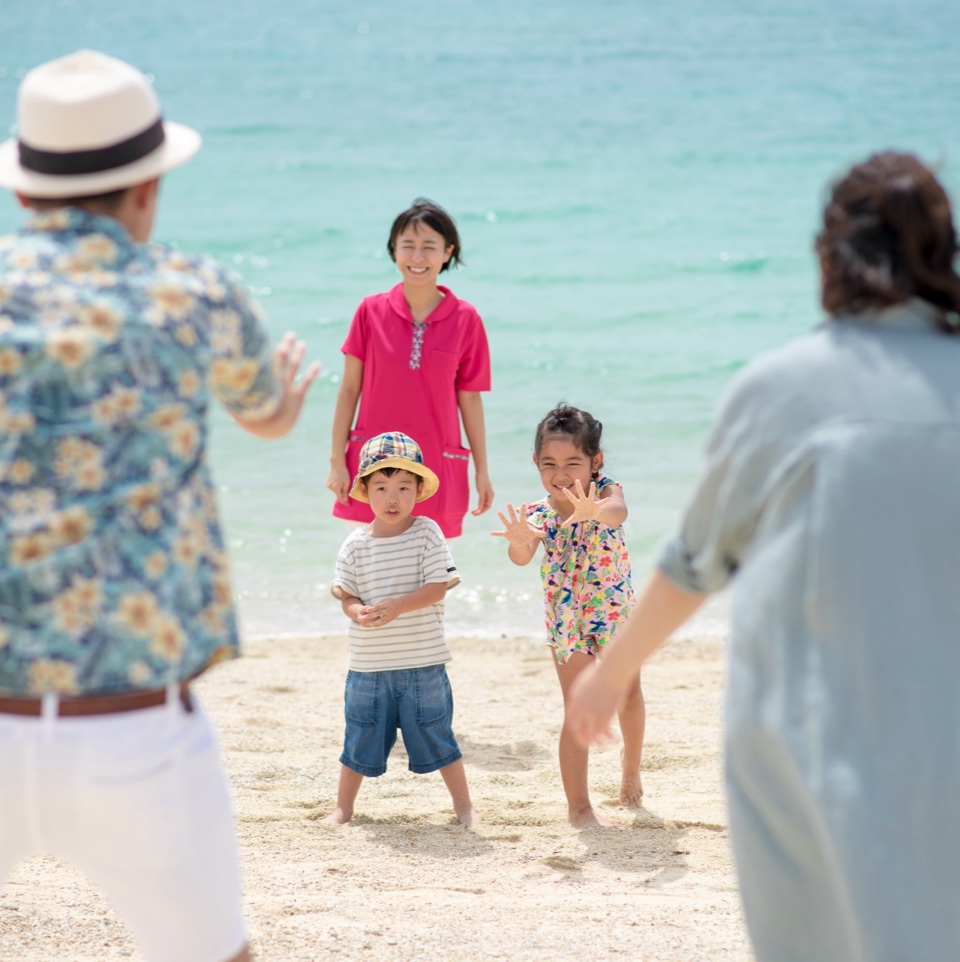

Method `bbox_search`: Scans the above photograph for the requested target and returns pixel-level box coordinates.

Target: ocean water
[2,0,959,639]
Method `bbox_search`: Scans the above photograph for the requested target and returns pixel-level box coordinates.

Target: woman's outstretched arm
[567,570,706,747]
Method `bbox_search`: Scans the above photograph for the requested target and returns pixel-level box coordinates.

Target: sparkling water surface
[2,0,959,639]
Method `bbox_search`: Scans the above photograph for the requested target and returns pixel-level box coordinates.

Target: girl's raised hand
[490,503,546,547]
[560,479,604,526]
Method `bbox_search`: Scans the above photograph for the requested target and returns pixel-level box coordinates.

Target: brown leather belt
[0,682,192,717]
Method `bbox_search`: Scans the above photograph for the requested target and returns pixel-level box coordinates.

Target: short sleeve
[209,269,283,419]
[341,300,370,363]
[331,541,361,600]
[454,309,491,393]
[657,371,783,596]
[595,476,617,496]
[526,500,550,531]
[421,521,461,589]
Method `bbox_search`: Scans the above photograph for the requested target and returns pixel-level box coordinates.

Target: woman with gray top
[568,151,960,962]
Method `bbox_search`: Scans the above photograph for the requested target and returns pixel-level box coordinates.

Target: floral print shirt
[526,475,636,664]
[0,209,282,695]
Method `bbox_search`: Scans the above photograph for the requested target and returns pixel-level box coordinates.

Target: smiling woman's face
[393,222,453,288]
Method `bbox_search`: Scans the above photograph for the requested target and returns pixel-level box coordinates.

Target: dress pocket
[440,444,471,521]
[345,434,367,482]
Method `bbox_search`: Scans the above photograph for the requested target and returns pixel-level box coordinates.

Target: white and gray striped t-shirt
[331,516,460,672]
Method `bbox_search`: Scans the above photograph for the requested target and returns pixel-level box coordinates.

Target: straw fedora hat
[0,50,201,198]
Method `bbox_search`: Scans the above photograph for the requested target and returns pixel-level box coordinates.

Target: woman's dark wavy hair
[815,151,960,330]
[387,197,462,272]
[534,403,604,475]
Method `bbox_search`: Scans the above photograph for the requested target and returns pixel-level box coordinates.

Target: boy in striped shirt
[324,433,477,825]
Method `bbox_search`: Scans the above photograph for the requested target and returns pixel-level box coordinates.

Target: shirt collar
[26,206,135,248]
[388,282,457,324]
[837,297,949,332]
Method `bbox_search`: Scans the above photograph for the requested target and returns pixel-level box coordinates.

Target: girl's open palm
[490,503,546,547]
[560,479,604,526]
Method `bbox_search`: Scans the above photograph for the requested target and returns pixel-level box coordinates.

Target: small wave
[668,255,771,275]
[458,204,599,224]
[721,255,770,273]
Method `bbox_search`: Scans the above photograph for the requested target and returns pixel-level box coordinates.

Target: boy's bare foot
[455,805,480,827]
[620,771,644,807]
[439,759,477,826]
[568,805,617,828]
[320,807,353,824]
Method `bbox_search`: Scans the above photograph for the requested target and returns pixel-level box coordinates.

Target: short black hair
[387,198,462,272]
[24,187,130,212]
[359,466,424,489]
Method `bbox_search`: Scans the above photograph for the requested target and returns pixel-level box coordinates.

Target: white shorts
[0,691,246,962]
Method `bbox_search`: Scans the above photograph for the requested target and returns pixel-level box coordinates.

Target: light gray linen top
[659,298,960,962]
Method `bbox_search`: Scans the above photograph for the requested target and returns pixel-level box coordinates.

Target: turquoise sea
[2,0,959,639]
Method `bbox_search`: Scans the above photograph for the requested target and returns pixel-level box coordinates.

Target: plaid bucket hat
[349,432,440,503]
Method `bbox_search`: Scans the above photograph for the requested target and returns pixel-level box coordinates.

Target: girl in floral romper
[492,404,644,827]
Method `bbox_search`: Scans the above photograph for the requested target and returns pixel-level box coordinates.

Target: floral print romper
[526,475,636,664]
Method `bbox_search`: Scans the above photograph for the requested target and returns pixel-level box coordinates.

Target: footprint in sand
[542,855,581,872]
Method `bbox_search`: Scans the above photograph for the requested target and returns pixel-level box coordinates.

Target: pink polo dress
[333,283,491,538]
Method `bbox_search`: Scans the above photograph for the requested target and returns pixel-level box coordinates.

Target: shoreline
[237,590,733,647]
[0,632,753,961]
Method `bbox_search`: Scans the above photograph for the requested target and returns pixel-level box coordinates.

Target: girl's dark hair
[815,151,960,327]
[534,403,604,473]
[387,198,462,273]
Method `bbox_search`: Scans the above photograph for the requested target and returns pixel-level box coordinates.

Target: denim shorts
[340,664,462,776]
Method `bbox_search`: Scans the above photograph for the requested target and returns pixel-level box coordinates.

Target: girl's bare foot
[455,805,480,827]
[320,807,353,825]
[569,804,617,828]
[620,771,644,807]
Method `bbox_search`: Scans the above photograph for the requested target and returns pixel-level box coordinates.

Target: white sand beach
[0,632,753,961]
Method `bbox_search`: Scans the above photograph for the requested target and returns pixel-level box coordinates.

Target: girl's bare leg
[321,765,364,824]
[554,651,616,827]
[617,673,645,806]
[439,759,479,826]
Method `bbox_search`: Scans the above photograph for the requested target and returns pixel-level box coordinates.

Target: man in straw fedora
[0,50,319,962]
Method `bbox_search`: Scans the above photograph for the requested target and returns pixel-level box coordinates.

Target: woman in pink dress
[327,199,493,538]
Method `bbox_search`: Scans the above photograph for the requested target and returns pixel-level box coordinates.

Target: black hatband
[18,117,165,176]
